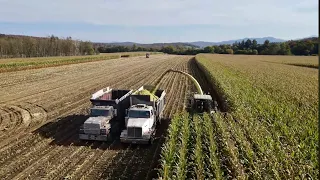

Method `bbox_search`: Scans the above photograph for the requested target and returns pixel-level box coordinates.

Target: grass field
[0,52,161,73]
[159,54,318,179]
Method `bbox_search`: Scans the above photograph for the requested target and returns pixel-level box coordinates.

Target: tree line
[96,38,318,56]
[0,33,317,58]
[161,38,318,56]
[0,34,97,58]
[95,44,159,53]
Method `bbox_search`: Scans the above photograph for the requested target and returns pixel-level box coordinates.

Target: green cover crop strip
[0,52,161,73]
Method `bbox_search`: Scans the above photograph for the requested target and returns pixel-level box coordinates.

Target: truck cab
[79,87,133,142]
[79,106,116,141]
[121,104,156,144]
[90,106,115,118]
[120,86,165,144]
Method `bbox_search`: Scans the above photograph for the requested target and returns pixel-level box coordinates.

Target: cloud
[0,0,318,27]
[0,0,317,43]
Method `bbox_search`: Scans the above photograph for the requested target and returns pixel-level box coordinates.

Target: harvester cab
[166,69,218,114]
[193,94,213,113]
[187,94,217,114]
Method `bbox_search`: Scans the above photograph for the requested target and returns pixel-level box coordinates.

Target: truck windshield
[91,109,110,117]
[128,110,150,118]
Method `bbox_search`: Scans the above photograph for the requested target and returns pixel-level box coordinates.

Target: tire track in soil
[132,58,190,180]
[143,67,188,180]
[0,97,88,155]
[131,59,187,179]
[0,56,159,134]
[0,111,89,178]
[52,60,174,180]
[7,57,178,180]
[0,55,191,180]
[0,55,159,101]
[145,57,206,180]
[119,79,179,180]
[0,56,164,140]
[0,56,171,152]
[70,58,185,180]
[0,56,147,89]
[0,57,143,103]
[95,58,182,180]
[102,58,187,180]
[23,56,184,179]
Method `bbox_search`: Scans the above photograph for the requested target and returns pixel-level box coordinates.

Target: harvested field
[0,54,200,180]
[0,52,162,73]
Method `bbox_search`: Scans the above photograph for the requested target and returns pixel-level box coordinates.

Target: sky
[0,0,318,43]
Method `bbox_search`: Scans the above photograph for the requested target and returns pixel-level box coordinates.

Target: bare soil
[0,55,199,180]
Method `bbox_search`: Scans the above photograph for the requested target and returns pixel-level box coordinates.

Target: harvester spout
[151,69,203,95]
[167,69,203,95]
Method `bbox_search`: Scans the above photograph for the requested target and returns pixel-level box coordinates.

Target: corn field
[159,112,224,180]
[159,54,318,179]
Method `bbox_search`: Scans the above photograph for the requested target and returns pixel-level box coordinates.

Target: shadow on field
[33,113,170,155]
[98,118,170,180]
[33,113,170,179]
[33,114,117,150]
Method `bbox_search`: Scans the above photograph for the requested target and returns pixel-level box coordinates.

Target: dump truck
[79,87,133,141]
[120,85,166,144]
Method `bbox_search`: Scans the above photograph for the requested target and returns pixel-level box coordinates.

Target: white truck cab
[120,86,165,145]
[120,104,156,144]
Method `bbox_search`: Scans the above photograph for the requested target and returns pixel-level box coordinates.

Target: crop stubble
[0,55,195,180]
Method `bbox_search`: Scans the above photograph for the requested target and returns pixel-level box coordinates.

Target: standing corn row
[159,112,233,179]
[193,115,205,180]
[159,113,182,180]
[174,112,190,180]
[203,113,223,179]
[195,54,318,178]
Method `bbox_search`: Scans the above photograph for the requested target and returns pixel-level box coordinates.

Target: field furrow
[0,54,193,180]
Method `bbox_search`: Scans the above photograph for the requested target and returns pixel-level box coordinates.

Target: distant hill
[292,35,318,41]
[1,33,316,49]
[188,37,287,48]
[96,36,317,48]
[93,42,200,49]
